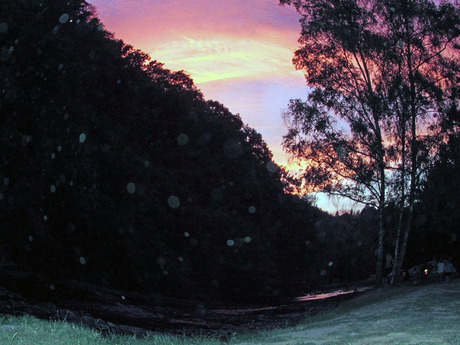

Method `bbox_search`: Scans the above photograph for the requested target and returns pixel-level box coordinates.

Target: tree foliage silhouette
[281,0,460,285]
[0,0,326,300]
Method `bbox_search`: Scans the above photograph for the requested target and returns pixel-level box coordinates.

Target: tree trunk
[394,35,418,281]
[376,202,385,287]
[394,136,417,279]
[395,203,414,279]
[376,140,386,288]
[392,104,407,284]
[391,206,404,284]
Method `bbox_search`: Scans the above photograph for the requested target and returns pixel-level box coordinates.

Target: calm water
[295,286,373,302]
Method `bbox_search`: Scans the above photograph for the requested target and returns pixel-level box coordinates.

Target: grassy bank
[0,315,221,345]
[232,280,460,345]
[1,280,459,344]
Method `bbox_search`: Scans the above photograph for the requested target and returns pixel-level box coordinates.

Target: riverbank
[1,278,458,345]
[0,265,364,340]
[229,279,460,344]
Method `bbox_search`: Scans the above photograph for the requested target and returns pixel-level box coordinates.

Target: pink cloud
[88,0,305,162]
[87,0,356,213]
[90,0,301,47]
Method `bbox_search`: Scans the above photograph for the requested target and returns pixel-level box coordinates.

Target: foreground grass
[2,281,459,345]
[231,280,460,345]
[0,315,221,345]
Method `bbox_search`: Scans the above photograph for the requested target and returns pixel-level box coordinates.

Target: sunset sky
[87,0,354,213]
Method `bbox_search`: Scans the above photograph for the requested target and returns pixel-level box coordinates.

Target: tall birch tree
[383,0,460,283]
[280,0,460,285]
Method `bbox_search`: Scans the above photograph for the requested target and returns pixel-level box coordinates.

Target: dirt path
[230,280,460,345]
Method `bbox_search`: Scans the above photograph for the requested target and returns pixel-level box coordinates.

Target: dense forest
[1,0,458,303]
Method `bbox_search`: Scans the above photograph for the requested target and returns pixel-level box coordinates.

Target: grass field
[231,280,460,345]
[1,280,459,345]
[0,315,222,345]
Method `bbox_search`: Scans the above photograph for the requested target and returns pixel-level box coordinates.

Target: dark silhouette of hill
[0,0,322,301]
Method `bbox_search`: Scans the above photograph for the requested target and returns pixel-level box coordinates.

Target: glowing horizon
[150,36,300,84]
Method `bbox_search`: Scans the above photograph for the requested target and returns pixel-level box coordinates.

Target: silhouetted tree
[281,0,394,285]
[382,0,460,283]
[281,0,460,286]
[416,94,460,264]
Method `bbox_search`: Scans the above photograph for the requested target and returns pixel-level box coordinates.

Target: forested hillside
[0,0,327,301]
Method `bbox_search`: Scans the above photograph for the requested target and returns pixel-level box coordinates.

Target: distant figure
[437,260,445,283]
[408,265,423,280]
[444,258,454,283]
[428,258,438,273]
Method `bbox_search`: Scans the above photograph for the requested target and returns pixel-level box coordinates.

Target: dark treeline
[1,0,458,303]
[0,0,322,301]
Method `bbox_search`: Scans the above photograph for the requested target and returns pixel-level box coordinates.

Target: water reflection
[295,286,372,302]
